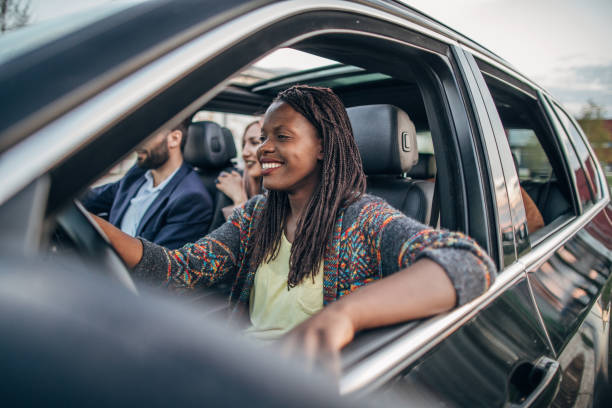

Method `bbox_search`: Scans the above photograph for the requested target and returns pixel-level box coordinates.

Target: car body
[0,0,610,406]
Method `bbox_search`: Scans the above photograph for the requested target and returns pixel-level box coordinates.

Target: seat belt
[430,175,440,227]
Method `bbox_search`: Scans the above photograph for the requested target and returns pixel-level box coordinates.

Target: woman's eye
[249,137,260,146]
[277,134,289,140]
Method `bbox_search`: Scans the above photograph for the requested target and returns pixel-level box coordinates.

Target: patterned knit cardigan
[134,194,496,311]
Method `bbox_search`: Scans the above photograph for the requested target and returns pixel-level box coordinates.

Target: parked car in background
[0,0,610,406]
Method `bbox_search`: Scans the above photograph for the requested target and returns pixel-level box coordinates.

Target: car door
[336,33,557,408]
[534,97,612,406]
[467,51,612,406]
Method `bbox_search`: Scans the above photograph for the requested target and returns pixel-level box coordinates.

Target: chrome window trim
[518,197,609,272]
[453,46,511,267]
[340,261,526,394]
[340,194,609,394]
[0,0,465,206]
[479,69,538,101]
[459,43,548,98]
[529,214,575,246]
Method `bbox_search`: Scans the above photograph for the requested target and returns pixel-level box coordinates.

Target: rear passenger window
[550,103,601,203]
[478,70,575,235]
[545,103,594,210]
[507,129,552,182]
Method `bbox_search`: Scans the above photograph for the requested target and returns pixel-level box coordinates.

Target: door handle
[508,356,560,407]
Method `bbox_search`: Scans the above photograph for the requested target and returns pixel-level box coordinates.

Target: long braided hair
[248,85,366,287]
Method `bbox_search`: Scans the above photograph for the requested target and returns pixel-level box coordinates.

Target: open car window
[477,65,577,244]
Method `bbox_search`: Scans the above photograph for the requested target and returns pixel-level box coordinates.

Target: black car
[1,0,610,406]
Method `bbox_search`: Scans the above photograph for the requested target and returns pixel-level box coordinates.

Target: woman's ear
[317,140,324,160]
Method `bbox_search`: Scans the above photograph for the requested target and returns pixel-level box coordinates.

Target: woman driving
[94,85,495,358]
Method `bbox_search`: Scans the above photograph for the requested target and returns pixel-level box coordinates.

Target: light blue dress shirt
[119,167,180,236]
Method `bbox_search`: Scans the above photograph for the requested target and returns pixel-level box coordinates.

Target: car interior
[38,28,487,287]
[180,101,437,234]
[183,121,239,233]
[480,68,575,241]
[185,44,448,230]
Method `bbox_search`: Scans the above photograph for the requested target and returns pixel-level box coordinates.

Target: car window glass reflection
[552,104,600,202]
[480,73,574,237]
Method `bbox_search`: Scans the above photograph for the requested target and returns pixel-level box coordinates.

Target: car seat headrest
[221,127,237,160]
[184,121,236,169]
[406,153,436,179]
[347,104,418,175]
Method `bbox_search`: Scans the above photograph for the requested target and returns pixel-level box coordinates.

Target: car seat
[183,121,237,233]
[522,180,571,225]
[347,104,435,224]
[510,153,569,226]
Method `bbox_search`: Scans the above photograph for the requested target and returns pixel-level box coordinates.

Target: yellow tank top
[244,233,323,341]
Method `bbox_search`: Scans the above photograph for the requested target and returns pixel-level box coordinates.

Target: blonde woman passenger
[216,120,263,219]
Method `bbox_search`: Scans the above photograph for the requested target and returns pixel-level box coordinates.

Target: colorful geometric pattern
[154,195,494,311]
[398,229,493,289]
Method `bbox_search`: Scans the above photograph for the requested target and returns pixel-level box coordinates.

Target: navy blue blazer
[82,163,213,249]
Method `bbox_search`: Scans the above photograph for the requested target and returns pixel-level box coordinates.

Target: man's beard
[137,139,169,169]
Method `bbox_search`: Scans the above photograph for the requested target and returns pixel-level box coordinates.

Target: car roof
[0,0,537,155]
[0,0,268,153]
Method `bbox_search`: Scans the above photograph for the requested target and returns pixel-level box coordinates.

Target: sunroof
[254,48,339,72]
[229,47,392,90]
[229,48,339,86]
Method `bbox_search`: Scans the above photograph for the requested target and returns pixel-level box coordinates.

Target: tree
[0,0,30,33]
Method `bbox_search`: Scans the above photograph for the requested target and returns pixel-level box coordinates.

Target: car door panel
[451,45,515,269]
[344,43,556,406]
[461,49,531,259]
[466,48,612,406]
[526,211,612,406]
[383,276,556,407]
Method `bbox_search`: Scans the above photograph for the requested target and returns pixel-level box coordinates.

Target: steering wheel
[53,200,138,294]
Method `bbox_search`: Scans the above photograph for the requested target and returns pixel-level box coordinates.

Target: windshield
[0,1,149,65]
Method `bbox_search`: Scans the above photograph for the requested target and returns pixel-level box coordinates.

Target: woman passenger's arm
[216,170,248,205]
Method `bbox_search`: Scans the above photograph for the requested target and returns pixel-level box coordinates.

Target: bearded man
[82,122,212,249]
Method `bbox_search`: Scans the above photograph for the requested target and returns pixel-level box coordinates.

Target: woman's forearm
[92,214,144,268]
[333,258,456,332]
[285,258,457,356]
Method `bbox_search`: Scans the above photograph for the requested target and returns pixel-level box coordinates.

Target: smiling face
[257,101,323,195]
[242,121,262,178]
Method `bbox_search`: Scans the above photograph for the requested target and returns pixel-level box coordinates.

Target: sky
[21,0,612,118]
[403,0,612,117]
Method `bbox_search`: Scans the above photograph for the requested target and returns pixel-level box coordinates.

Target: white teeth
[262,162,282,170]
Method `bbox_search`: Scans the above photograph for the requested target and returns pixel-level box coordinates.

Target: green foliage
[0,0,30,33]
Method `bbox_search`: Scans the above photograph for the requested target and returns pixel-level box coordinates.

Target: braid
[248,85,366,286]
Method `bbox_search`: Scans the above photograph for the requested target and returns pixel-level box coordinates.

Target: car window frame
[468,54,596,251]
[452,48,517,268]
